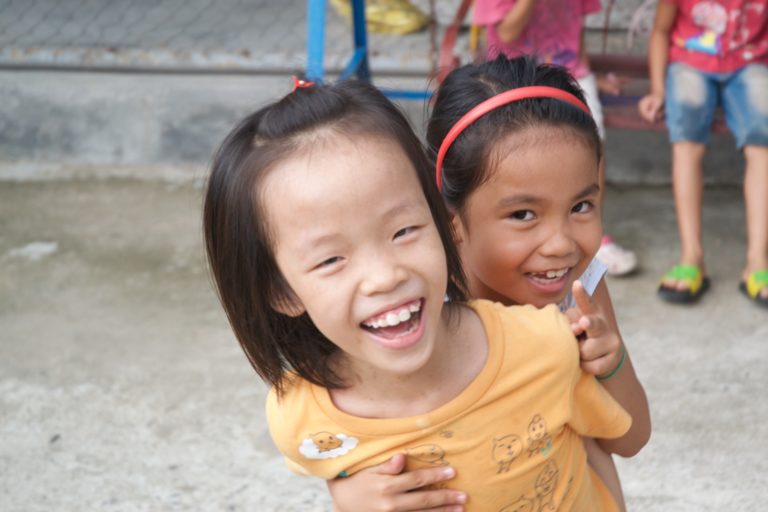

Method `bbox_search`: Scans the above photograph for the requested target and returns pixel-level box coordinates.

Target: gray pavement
[2,176,767,511]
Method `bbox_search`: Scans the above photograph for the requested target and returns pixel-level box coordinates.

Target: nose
[538,222,576,258]
[358,249,408,296]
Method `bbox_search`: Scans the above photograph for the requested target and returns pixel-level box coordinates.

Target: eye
[313,256,343,270]
[508,210,535,221]
[572,200,594,214]
[393,226,418,240]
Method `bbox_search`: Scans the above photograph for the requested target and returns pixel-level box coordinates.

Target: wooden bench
[589,53,730,135]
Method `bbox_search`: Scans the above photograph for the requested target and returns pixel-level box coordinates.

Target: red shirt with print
[667,0,768,73]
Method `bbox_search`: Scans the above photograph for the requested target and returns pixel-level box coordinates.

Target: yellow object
[329,0,428,35]
[744,269,768,299]
[267,300,630,511]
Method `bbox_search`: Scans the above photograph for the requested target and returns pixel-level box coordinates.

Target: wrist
[597,344,625,381]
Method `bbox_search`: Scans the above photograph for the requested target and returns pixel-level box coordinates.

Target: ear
[450,211,465,246]
[270,293,306,318]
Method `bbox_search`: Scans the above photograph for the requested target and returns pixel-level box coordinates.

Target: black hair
[203,79,467,394]
[426,55,602,213]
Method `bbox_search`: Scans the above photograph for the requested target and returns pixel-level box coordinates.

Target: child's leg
[721,63,768,300]
[743,145,768,298]
[583,436,626,512]
[660,63,717,292]
[665,141,707,290]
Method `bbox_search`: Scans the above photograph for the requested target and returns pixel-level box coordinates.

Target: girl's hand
[565,281,623,377]
[327,453,467,512]
[638,93,665,123]
[596,73,627,96]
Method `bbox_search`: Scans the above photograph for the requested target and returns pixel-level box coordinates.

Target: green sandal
[740,269,768,308]
[658,264,710,303]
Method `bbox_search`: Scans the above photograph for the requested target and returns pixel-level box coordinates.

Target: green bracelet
[597,344,626,381]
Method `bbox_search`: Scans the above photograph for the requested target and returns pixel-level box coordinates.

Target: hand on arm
[565,280,651,458]
[638,1,677,123]
[328,453,467,512]
[495,0,538,44]
[596,73,629,96]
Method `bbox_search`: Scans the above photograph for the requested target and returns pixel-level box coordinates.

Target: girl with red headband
[329,56,651,512]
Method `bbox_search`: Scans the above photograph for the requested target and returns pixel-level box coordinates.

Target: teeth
[364,301,420,329]
[544,269,568,279]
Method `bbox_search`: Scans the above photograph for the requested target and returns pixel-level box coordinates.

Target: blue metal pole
[349,0,371,81]
[306,0,326,82]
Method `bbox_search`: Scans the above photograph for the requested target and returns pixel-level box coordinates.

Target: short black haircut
[203,80,467,394]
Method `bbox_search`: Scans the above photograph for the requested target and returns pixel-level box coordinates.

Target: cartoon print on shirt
[492,434,524,473]
[535,460,559,511]
[677,1,728,55]
[405,443,449,467]
[498,495,535,512]
[730,2,768,59]
[526,414,553,457]
[299,432,359,460]
[310,432,342,452]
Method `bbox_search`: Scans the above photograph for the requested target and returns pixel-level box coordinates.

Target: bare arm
[568,280,651,458]
[327,454,467,512]
[587,280,652,457]
[638,1,677,122]
[495,0,538,44]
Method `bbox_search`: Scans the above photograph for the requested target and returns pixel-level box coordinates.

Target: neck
[329,304,487,418]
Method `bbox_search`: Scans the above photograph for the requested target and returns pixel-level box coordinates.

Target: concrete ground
[1,173,766,511]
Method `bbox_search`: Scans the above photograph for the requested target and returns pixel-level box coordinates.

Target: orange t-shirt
[267,300,631,511]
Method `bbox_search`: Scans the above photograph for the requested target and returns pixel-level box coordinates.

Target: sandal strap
[661,264,703,294]
[664,264,702,281]
[746,269,768,297]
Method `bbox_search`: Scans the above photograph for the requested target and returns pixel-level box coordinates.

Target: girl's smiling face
[263,134,450,384]
[452,126,602,308]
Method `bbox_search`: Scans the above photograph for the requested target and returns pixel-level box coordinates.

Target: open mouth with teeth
[527,268,570,285]
[361,299,423,340]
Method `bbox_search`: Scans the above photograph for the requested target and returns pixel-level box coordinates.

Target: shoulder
[468,299,573,345]
[265,375,318,447]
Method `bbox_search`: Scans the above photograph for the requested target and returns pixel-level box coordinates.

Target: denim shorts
[665,62,768,148]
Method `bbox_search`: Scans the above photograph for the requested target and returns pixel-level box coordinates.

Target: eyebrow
[574,183,601,198]
[296,201,426,250]
[496,183,601,209]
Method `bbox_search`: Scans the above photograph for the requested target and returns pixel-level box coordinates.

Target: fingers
[387,487,467,512]
[382,466,458,495]
[597,73,622,95]
[374,453,408,476]
[571,280,596,316]
[580,347,620,376]
[330,462,465,512]
[638,96,664,123]
[579,328,622,376]
[379,466,466,512]
[563,306,581,324]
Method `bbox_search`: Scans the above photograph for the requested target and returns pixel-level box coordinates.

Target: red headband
[434,86,590,190]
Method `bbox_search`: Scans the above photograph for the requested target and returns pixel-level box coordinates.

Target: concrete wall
[0,69,744,185]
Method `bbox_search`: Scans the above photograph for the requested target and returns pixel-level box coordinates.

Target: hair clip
[292,76,315,92]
